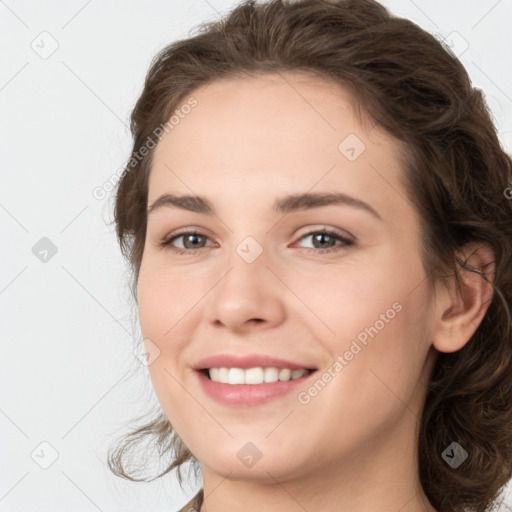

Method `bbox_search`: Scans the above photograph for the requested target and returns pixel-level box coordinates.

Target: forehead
[148,71,409,219]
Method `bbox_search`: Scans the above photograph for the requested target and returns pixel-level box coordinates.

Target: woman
[108,1,512,511]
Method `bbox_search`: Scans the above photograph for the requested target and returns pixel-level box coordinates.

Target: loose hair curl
[108,1,512,511]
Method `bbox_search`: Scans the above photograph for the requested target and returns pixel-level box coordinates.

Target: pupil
[186,234,202,248]
[315,233,333,248]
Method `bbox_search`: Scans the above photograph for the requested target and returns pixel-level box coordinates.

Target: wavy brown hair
[107,1,512,510]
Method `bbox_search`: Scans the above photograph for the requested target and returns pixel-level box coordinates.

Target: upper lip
[193,354,317,371]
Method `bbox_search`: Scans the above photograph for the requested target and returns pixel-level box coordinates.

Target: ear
[432,242,495,353]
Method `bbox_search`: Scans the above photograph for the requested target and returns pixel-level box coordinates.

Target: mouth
[194,359,317,406]
[199,367,316,385]
[193,353,318,406]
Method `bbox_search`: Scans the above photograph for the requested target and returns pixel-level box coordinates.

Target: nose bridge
[219,202,271,269]
[234,233,266,266]
[220,231,269,300]
[205,230,286,331]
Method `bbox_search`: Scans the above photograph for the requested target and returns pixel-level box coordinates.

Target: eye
[160,228,354,255]
[293,229,354,254]
[160,230,214,254]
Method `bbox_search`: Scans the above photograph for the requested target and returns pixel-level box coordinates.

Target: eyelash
[159,228,354,255]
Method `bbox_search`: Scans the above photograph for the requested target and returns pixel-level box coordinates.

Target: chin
[194,439,310,482]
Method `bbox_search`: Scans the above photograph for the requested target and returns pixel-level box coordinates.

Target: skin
[137,71,495,512]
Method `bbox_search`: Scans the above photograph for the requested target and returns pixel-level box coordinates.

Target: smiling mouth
[200,367,316,385]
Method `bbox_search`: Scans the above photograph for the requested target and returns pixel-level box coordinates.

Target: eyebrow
[147,192,382,220]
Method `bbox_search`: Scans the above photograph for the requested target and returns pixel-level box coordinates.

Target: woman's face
[138,72,438,483]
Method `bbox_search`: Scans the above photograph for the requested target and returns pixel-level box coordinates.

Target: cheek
[296,295,433,454]
[291,252,431,397]
[136,262,213,411]
[335,282,433,416]
[137,261,206,347]
[286,254,412,344]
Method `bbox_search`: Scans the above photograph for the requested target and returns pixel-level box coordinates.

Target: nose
[204,247,286,334]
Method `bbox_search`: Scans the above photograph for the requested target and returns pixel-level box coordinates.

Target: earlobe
[432,242,495,354]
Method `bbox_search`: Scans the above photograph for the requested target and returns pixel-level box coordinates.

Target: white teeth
[278,368,291,381]
[264,367,279,383]
[245,367,264,384]
[207,366,310,384]
[228,368,245,384]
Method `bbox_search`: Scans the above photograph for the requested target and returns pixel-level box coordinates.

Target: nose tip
[205,249,287,333]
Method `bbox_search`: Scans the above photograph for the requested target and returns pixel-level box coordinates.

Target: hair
[107,1,512,510]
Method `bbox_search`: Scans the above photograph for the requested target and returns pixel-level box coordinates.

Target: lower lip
[196,370,316,406]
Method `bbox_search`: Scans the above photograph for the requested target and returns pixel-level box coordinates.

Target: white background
[1,0,511,511]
